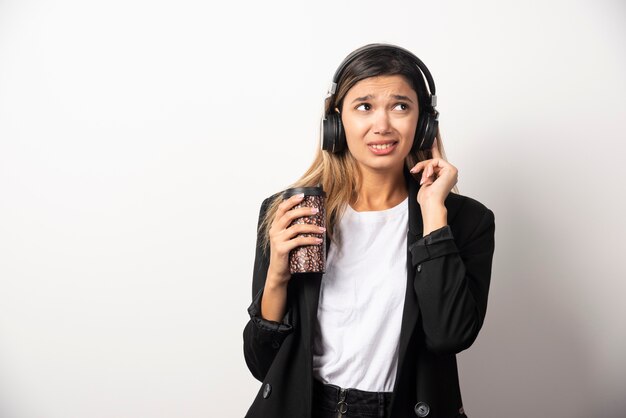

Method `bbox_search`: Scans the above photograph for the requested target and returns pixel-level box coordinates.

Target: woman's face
[340,74,419,174]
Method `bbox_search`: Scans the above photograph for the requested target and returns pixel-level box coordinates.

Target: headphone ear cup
[420,115,438,151]
[412,112,427,152]
[335,115,346,153]
[321,115,335,152]
[322,113,346,153]
[413,112,438,152]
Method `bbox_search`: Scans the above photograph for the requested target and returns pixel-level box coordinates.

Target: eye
[355,103,371,111]
[393,103,409,111]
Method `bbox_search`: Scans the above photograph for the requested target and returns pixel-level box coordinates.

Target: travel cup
[282,186,326,274]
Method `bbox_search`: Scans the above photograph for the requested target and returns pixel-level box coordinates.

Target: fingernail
[295,193,304,199]
[311,207,319,213]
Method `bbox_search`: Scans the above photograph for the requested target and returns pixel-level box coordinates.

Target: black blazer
[243,166,496,418]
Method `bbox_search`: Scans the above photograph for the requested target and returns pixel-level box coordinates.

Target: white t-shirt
[312,196,408,392]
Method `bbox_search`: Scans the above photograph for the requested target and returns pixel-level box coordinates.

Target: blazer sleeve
[408,207,496,355]
[242,196,295,382]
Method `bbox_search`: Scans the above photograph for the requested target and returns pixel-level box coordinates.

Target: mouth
[367,141,398,155]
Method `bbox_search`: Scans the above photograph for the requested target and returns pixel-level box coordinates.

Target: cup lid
[282,186,326,199]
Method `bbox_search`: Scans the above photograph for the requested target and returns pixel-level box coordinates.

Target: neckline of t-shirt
[344,196,409,221]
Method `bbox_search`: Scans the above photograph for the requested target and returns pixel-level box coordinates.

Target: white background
[1,1,625,417]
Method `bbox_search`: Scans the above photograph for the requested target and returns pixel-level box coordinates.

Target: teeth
[370,143,396,150]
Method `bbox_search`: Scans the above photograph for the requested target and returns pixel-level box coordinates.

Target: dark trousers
[312,378,393,418]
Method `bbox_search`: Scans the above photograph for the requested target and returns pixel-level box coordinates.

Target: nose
[372,109,392,135]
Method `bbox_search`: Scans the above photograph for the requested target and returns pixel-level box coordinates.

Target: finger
[410,153,445,174]
[289,235,324,251]
[284,223,326,240]
[275,235,324,258]
[276,194,305,217]
[422,160,445,184]
[425,161,438,179]
[409,160,429,173]
[268,214,325,275]
[276,224,324,249]
[409,162,423,173]
[420,173,434,186]
[276,205,319,231]
[430,157,450,173]
[420,164,430,185]
[278,195,312,219]
[421,164,430,180]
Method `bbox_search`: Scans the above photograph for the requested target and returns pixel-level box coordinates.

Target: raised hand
[410,137,458,207]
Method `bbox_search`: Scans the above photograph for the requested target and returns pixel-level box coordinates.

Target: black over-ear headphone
[321,43,439,154]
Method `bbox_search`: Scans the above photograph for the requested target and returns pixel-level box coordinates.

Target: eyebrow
[351,94,415,104]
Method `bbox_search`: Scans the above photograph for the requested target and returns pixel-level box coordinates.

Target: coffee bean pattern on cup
[284,189,326,274]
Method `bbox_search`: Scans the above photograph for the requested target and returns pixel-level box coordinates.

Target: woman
[243,43,496,418]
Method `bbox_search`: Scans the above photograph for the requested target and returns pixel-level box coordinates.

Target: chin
[358,158,406,172]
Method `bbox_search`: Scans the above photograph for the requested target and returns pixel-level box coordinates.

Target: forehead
[345,74,416,99]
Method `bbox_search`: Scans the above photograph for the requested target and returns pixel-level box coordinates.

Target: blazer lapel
[395,167,424,388]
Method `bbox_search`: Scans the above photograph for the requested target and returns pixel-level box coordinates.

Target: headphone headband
[326,43,437,109]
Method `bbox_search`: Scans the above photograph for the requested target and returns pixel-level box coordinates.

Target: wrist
[420,199,446,210]
[261,277,288,322]
[421,203,447,236]
[266,271,290,290]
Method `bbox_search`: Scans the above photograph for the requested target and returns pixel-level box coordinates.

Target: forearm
[260,272,289,322]
[244,272,294,382]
